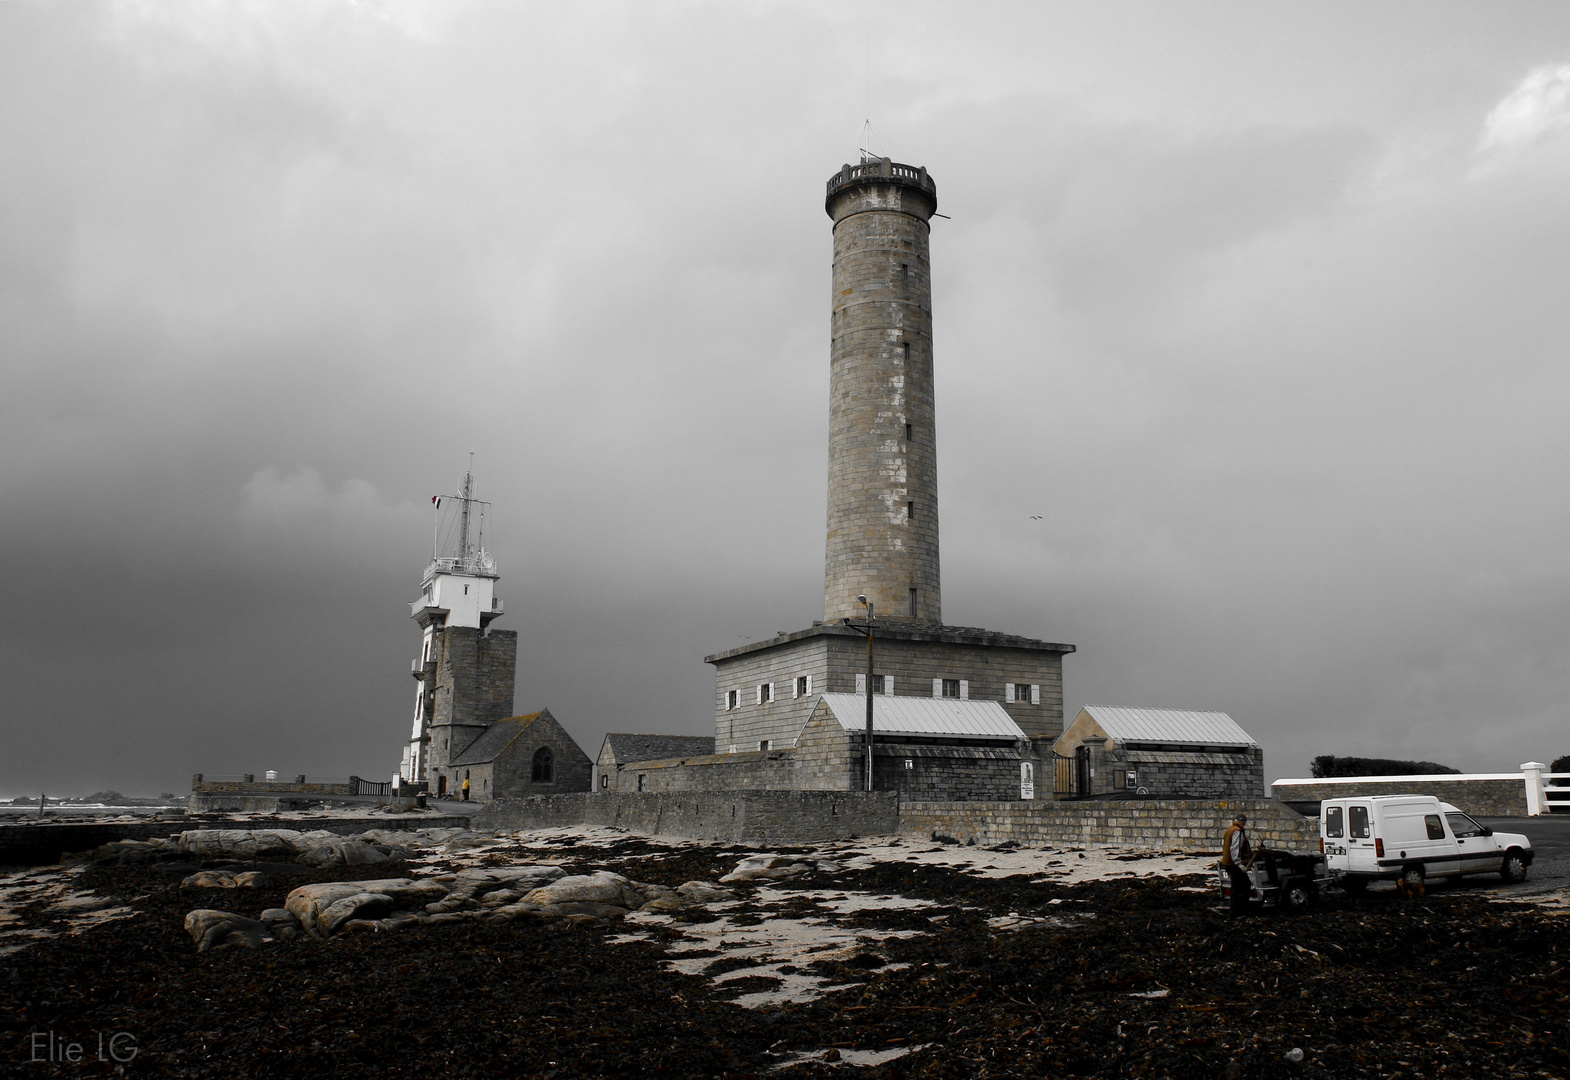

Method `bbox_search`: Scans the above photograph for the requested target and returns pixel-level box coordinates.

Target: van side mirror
[1482,826,1493,836]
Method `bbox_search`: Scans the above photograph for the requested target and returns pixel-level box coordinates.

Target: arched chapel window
[532,746,554,783]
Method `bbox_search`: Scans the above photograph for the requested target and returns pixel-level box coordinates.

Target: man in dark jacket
[1220,813,1254,915]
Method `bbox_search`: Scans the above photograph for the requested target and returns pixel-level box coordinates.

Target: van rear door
[1346,803,1376,871]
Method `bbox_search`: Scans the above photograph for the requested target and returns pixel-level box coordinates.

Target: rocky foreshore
[3,825,1568,1078]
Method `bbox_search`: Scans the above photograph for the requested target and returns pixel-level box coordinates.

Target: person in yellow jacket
[461,775,470,801]
[1220,813,1254,915]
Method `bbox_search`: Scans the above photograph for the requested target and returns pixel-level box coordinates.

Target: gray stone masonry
[470,791,1316,854]
[477,791,901,843]
[707,622,1072,753]
[1113,749,1264,800]
[602,749,797,794]
[428,627,516,780]
[824,159,942,625]
[1271,778,1529,817]
[898,797,1319,853]
[433,709,594,804]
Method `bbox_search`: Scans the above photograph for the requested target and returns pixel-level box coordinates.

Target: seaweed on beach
[3,842,1567,1079]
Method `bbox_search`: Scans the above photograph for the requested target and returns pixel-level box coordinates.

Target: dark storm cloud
[3,1,1570,795]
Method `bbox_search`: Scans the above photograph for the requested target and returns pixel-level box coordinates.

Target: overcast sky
[3,1,1569,797]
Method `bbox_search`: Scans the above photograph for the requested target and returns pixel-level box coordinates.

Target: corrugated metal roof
[819,693,1025,740]
[1081,705,1257,748]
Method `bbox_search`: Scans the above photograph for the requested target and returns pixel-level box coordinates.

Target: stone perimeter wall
[1271,778,1528,817]
[477,791,900,843]
[476,792,1318,853]
[191,780,354,796]
[898,798,1317,852]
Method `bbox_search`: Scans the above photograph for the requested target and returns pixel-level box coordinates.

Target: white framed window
[759,740,770,752]
[757,682,774,704]
[856,674,893,695]
[724,689,739,711]
[1006,682,1038,704]
[793,675,812,698]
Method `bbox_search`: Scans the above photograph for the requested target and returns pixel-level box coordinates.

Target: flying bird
[1029,515,1043,520]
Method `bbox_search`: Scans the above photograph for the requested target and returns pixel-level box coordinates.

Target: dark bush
[1550,755,1570,785]
[1310,755,1460,778]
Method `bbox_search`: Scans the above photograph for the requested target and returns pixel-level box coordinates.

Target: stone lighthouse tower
[824,158,941,625]
[704,155,1073,783]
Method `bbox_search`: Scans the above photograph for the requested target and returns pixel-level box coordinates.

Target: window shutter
[756,684,763,705]
[1004,683,1015,704]
[883,676,894,697]
[856,673,867,694]
[959,680,969,700]
[805,674,812,695]
[792,678,800,699]
[1031,684,1041,705]
[932,678,943,698]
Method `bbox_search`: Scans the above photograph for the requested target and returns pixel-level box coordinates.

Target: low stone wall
[898,798,1318,854]
[191,777,355,797]
[1270,776,1528,817]
[475,791,900,843]
[603,751,799,793]
[187,795,347,813]
[473,791,1315,854]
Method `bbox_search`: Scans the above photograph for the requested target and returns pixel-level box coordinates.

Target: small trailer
[1217,850,1329,910]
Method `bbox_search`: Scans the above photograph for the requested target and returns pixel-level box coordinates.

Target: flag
[432,496,441,507]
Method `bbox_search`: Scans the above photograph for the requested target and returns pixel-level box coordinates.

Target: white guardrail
[1521,763,1569,815]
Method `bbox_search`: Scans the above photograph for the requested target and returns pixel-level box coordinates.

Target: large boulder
[184,909,274,953]
[317,892,396,937]
[675,881,736,904]
[295,839,392,868]
[178,830,304,860]
[259,908,302,942]
[522,871,650,911]
[719,855,815,883]
[284,878,447,938]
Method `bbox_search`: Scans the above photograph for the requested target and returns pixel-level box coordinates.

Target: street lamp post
[842,595,876,792]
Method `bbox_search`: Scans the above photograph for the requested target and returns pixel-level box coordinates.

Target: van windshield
[1348,805,1371,838]
[1324,806,1344,838]
[1446,812,1485,839]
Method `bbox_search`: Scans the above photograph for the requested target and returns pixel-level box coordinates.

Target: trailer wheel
[1284,879,1314,910]
[1500,852,1528,884]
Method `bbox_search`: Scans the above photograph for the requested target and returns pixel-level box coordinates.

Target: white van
[1320,795,1533,892]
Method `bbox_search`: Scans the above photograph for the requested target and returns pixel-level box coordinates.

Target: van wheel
[1284,880,1314,909]
[1400,865,1425,890]
[1500,852,1528,884]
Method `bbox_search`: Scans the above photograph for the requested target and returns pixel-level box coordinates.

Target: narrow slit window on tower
[903,342,911,360]
[901,263,908,281]
[907,500,915,520]
[909,588,918,617]
[905,423,912,441]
